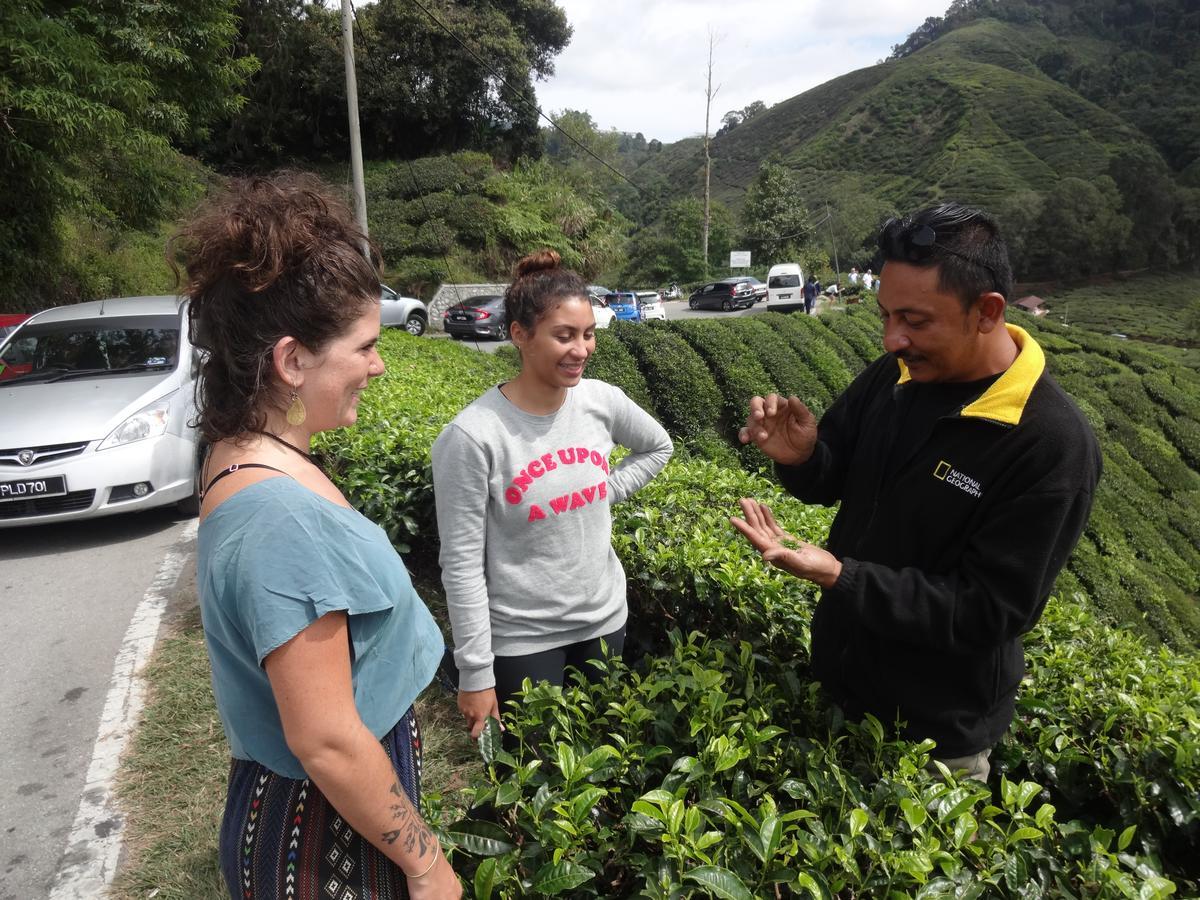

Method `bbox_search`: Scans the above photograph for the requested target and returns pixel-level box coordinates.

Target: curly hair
[169,172,380,443]
[503,249,589,335]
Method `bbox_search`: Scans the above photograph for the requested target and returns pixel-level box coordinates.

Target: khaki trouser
[929,749,991,783]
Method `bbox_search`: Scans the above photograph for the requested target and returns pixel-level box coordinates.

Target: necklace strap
[252,430,319,465]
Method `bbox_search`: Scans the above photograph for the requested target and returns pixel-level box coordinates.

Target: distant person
[733,202,1100,782]
[176,173,461,899]
[432,250,673,741]
[862,268,875,290]
[802,275,820,315]
[849,267,860,285]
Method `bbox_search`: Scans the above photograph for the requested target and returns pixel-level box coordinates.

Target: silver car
[380,284,428,336]
[0,295,204,527]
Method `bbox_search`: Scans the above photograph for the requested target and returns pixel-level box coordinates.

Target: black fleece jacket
[778,325,1100,757]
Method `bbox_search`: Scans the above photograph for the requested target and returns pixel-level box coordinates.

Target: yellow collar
[895,324,1044,426]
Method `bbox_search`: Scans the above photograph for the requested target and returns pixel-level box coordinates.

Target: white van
[766,263,804,311]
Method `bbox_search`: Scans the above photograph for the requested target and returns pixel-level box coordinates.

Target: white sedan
[0,295,204,527]
[636,291,667,321]
[591,296,616,328]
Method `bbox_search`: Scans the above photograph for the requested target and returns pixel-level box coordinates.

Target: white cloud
[535,0,950,141]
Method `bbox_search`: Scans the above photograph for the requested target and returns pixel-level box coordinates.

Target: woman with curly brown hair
[174,172,460,899]
[431,250,673,740]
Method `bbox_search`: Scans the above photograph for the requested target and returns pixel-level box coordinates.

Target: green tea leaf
[684,865,754,900]
[473,856,497,900]
[444,819,515,857]
[529,860,595,894]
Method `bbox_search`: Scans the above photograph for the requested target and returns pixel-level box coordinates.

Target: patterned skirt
[219,707,422,900]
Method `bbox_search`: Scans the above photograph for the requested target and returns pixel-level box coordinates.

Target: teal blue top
[196,477,443,779]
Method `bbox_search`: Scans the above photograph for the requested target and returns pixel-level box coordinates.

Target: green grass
[113,571,477,899]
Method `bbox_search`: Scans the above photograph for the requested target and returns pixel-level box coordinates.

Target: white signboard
[729,250,752,268]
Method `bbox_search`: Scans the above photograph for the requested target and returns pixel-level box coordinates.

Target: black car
[688,279,756,311]
[443,294,509,340]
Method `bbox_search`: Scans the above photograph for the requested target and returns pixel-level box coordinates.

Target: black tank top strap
[200,463,289,499]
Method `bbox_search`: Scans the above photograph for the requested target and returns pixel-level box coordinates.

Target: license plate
[779,293,792,299]
[450,314,470,322]
[0,475,67,502]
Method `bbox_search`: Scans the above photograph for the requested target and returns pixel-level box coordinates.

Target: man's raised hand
[738,394,818,466]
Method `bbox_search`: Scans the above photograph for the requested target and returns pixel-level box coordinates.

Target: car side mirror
[190,348,204,380]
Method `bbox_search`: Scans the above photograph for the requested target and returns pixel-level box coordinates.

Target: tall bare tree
[702,28,720,279]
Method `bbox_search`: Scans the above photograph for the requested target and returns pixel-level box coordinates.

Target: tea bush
[610,322,724,451]
[761,314,856,396]
[321,319,1199,895]
[585,329,656,415]
[720,318,834,415]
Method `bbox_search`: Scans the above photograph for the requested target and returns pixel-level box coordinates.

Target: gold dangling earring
[286,390,307,426]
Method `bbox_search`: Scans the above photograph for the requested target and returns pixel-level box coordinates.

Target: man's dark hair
[876,202,1013,308]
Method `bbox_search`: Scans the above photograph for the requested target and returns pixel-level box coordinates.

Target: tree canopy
[199,0,571,168]
[0,0,252,306]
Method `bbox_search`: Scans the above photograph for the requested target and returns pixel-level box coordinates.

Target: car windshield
[770,274,801,288]
[0,314,180,384]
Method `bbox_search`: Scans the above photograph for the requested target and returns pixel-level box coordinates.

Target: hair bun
[513,249,561,280]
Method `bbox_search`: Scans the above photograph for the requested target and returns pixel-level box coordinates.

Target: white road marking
[48,518,199,899]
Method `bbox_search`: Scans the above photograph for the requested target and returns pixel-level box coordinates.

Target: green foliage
[762,313,856,396]
[0,0,247,308]
[584,330,656,415]
[718,318,833,415]
[201,0,569,166]
[357,155,630,295]
[314,315,1200,893]
[610,323,723,453]
[672,320,777,460]
[312,329,516,554]
[739,161,811,266]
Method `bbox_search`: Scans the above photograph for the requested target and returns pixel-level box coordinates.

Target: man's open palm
[739,394,818,466]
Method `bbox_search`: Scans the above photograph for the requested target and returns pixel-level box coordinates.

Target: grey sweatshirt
[431,379,673,691]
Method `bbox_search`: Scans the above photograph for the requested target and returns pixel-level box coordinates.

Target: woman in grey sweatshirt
[431,251,673,739]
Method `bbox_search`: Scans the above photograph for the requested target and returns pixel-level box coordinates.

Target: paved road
[0,508,196,900]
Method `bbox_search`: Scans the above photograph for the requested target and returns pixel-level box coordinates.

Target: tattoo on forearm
[380,779,436,860]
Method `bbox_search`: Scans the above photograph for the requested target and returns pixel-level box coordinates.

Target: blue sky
[533,0,952,142]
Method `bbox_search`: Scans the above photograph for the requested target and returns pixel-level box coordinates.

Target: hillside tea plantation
[318,307,1199,897]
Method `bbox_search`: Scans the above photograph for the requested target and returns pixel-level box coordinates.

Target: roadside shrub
[444,631,1182,898]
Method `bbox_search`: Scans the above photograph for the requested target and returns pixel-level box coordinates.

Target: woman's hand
[458,688,502,739]
[407,848,462,899]
[730,498,842,589]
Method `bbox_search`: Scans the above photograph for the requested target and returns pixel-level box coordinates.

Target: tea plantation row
[589,307,1200,653]
[318,319,1199,896]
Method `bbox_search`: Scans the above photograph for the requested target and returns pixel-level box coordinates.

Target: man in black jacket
[733,202,1100,780]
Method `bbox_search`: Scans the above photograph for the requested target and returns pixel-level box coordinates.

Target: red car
[0,314,31,380]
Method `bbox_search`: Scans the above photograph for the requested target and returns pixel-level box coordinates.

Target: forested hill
[629,0,1200,282]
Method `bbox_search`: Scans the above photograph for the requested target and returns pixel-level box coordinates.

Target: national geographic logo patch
[934,460,983,499]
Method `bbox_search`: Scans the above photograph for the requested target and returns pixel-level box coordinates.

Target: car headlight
[98,396,173,450]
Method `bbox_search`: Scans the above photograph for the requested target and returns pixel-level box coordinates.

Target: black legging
[492,625,626,713]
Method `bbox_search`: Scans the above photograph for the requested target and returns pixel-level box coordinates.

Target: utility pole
[340,0,369,258]
[702,29,719,280]
[825,203,841,287]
